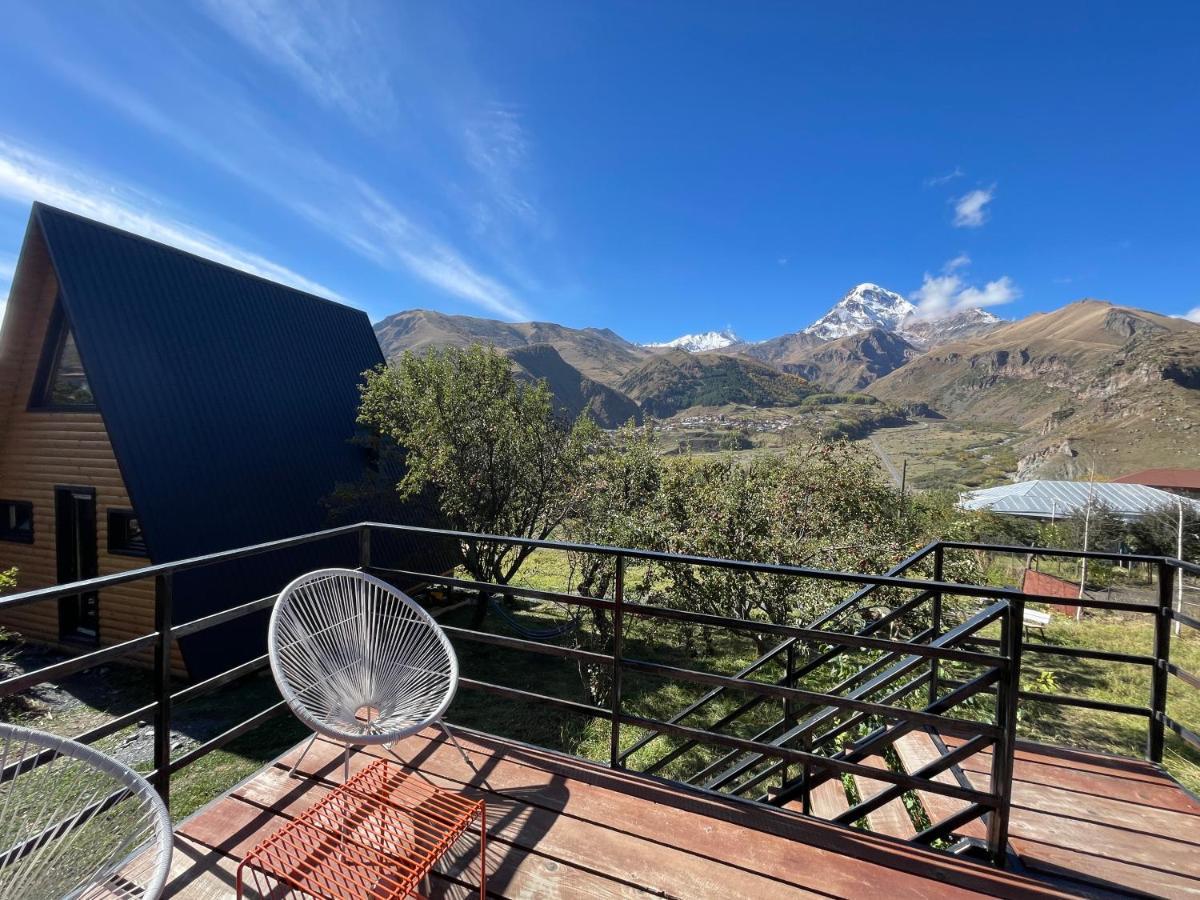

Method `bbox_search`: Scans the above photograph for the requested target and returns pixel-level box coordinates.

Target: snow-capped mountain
[898,307,1004,348]
[645,329,743,352]
[803,284,916,340]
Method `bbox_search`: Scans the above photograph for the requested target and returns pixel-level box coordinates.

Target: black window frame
[0,500,33,543]
[29,301,98,412]
[106,508,148,558]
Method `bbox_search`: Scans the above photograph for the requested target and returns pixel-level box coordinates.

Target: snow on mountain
[898,307,1004,348]
[803,284,916,340]
[645,329,743,352]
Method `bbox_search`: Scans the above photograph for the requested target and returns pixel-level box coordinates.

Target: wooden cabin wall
[0,240,185,675]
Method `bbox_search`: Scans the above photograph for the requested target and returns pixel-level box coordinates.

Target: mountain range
[373,286,1200,479]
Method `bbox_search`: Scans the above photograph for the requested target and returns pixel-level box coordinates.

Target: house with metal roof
[1112,468,1200,499]
[0,203,439,677]
[959,479,1200,521]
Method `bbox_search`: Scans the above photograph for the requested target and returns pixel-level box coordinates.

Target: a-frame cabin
[0,203,426,677]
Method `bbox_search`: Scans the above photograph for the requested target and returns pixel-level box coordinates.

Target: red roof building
[1112,468,1200,497]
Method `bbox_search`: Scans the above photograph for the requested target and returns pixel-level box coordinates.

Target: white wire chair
[0,723,173,899]
[268,568,467,780]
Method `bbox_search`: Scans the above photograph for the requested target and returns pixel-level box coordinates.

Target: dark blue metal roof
[36,202,384,561]
[32,204,433,676]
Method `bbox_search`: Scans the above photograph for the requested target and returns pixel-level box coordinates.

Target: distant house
[1112,468,1200,500]
[959,479,1200,522]
[0,203,437,677]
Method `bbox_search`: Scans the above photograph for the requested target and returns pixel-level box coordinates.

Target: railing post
[929,544,944,705]
[153,573,173,806]
[987,593,1022,866]
[1148,561,1173,763]
[781,641,796,788]
[358,524,372,571]
[609,554,625,769]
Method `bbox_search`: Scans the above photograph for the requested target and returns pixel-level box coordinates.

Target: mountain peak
[645,329,742,352]
[804,284,916,340]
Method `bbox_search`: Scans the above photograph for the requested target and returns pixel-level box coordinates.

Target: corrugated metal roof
[959,480,1200,519]
[30,203,446,675]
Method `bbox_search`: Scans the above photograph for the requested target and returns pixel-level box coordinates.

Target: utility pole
[1077,465,1096,621]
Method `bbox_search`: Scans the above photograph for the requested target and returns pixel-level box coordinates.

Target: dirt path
[867,434,903,488]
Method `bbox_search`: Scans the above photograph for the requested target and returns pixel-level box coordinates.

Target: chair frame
[0,723,173,900]
[268,568,468,779]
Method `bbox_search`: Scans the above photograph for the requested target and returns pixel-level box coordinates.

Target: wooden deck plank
[161,836,243,899]
[853,754,918,839]
[893,730,987,841]
[242,753,819,900]
[802,776,852,820]
[943,739,1200,898]
[363,730,1059,898]
[168,727,1088,900]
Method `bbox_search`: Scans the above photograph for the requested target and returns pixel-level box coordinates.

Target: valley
[374,285,1200,492]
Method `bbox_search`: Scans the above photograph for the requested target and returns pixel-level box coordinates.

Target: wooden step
[853,755,917,839]
[892,730,986,840]
[784,776,851,820]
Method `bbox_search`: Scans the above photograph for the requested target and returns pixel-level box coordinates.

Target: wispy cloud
[197,0,396,132]
[0,136,343,300]
[910,256,1020,320]
[50,58,533,320]
[349,181,530,320]
[463,105,539,231]
[1181,306,1200,324]
[953,186,995,228]
[943,253,971,272]
[924,166,964,187]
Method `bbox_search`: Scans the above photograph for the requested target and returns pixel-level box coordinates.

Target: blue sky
[0,1,1197,340]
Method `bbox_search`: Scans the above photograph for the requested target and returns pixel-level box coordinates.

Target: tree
[357,345,592,614]
[653,441,907,652]
[563,422,665,703]
[1128,501,1200,560]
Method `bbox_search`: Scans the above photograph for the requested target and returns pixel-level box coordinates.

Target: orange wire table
[237,758,486,899]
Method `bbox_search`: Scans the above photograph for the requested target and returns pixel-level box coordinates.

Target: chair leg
[286,733,318,779]
[440,721,475,771]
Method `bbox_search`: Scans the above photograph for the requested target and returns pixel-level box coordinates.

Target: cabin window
[0,501,33,543]
[107,509,147,557]
[30,304,96,410]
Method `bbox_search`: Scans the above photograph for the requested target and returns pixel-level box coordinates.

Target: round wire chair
[0,723,173,900]
[268,569,465,777]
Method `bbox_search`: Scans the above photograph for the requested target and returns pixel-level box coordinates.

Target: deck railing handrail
[0,522,1195,870]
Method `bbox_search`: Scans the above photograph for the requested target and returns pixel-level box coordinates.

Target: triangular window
[31,302,95,409]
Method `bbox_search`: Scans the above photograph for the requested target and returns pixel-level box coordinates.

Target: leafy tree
[357,345,593,616]
[563,422,664,702]
[1128,502,1200,559]
[652,441,907,652]
[1061,501,1124,554]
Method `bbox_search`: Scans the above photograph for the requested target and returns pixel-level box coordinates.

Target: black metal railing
[0,523,1195,871]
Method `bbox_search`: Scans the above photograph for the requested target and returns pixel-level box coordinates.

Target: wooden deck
[162,727,1192,899]
[945,737,1200,899]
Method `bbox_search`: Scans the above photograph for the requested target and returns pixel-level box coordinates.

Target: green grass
[862,420,1022,491]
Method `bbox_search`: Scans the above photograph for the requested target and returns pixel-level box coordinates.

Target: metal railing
[0,523,1195,871]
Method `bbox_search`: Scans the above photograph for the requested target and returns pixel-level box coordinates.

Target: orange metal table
[237,757,486,898]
